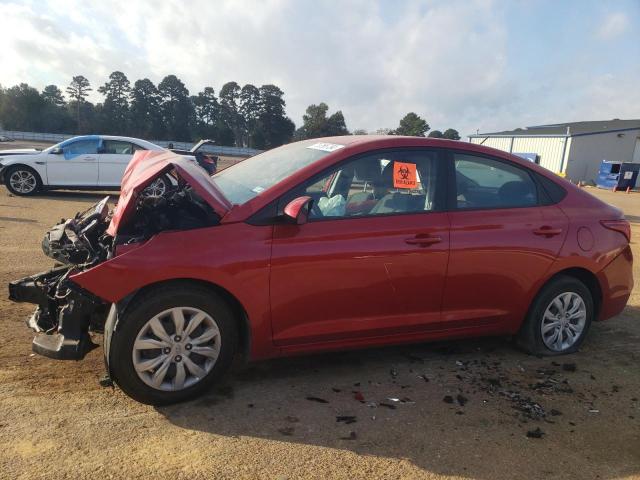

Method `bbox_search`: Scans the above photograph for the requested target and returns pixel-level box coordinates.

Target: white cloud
[0,0,637,138]
[596,12,630,39]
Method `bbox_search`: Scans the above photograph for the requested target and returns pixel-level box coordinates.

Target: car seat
[497,181,536,207]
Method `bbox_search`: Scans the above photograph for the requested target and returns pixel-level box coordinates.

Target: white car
[0,135,166,196]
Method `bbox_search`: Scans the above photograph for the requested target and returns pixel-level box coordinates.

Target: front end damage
[8,152,225,360]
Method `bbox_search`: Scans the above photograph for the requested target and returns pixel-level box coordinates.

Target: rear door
[441,152,568,330]
[46,138,99,186]
[99,140,142,186]
[269,148,450,347]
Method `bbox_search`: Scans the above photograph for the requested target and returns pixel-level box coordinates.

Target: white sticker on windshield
[306,143,345,152]
[252,186,265,193]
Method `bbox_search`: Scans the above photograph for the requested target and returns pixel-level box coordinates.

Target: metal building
[468,119,640,184]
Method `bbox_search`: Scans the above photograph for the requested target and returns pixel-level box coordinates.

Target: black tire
[108,283,238,405]
[517,275,594,356]
[4,165,42,196]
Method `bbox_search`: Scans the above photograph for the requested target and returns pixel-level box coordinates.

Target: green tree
[158,75,193,141]
[129,78,163,139]
[66,75,92,132]
[40,85,73,133]
[41,85,65,107]
[98,71,131,134]
[442,128,461,140]
[0,83,46,131]
[294,102,349,140]
[254,84,295,149]
[219,81,243,146]
[352,128,368,135]
[239,84,261,147]
[427,130,443,138]
[192,86,228,141]
[394,112,429,137]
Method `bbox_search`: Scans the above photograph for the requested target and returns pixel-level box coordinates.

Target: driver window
[63,139,99,155]
[292,150,440,220]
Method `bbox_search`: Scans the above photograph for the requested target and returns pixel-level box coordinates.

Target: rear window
[454,153,537,209]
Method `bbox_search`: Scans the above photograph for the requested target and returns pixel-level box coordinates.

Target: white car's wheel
[141,176,169,198]
[4,165,42,196]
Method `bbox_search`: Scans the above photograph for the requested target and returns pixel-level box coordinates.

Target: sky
[0,0,638,137]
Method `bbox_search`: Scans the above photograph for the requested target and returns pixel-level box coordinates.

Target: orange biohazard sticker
[393,161,417,189]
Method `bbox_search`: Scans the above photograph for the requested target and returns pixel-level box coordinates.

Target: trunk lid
[107,150,232,235]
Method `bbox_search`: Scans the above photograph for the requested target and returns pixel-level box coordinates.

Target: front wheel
[141,175,171,198]
[108,284,238,404]
[4,165,42,196]
[517,275,594,356]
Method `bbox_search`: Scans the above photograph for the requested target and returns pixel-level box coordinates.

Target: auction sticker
[393,161,417,189]
[307,143,345,152]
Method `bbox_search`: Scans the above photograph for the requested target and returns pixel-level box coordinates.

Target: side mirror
[51,147,63,154]
[284,196,312,225]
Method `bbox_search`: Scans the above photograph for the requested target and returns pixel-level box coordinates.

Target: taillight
[601,219,631,242]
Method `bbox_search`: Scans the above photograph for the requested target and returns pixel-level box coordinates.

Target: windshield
[43,136,101,153]
[211,140,345,204]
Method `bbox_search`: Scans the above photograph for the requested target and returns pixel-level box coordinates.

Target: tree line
[0,72,460,149]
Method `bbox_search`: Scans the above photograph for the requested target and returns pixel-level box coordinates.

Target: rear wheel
[517,276,593,356]
[108,284,238,404]
[4,165,42,195]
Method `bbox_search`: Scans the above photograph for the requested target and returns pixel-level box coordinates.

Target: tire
[108,284,238,405]
[517,275,594,356]
[4,165,42,196]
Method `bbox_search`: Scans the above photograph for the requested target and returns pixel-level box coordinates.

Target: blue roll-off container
[596,161,640,190]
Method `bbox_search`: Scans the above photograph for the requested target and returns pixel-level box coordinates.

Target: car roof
[65,135,162,149]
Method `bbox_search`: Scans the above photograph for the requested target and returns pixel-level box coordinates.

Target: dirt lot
[0,178,638,478]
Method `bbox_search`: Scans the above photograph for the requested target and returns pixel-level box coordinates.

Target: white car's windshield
[211,140,345,204]
[42,136,100,153]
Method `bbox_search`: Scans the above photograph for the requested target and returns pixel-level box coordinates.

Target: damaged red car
[9,136,633,404]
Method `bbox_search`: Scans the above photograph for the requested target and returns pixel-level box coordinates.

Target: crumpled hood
[106,150,232,236]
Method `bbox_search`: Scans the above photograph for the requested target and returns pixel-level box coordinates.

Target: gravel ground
[0,180,638,479]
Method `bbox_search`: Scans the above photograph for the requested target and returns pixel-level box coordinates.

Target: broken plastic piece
[305,396,329,404]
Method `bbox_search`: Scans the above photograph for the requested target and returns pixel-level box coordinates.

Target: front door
[46,138,99,186]
[269,148,450,346]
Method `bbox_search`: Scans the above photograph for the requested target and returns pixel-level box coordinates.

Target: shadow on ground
[157,310,640,479]
[31,190,116,203]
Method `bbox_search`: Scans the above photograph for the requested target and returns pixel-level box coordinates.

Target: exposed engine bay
[9,173,220,360]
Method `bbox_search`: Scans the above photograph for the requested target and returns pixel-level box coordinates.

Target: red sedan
[9,136,633,404]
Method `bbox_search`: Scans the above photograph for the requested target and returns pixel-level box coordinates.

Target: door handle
[405,235,442,246]
[83,156,97,162]
[533,226,563,237]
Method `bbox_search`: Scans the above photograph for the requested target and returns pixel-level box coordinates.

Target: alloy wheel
[9,170,37,194]
[132,307,221,391]
[142,178,167,198]
[541,292,587,352]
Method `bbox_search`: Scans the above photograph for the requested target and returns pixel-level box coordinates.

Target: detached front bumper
[9,268,106,360]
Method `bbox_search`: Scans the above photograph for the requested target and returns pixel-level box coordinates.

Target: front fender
[71,223,275,360]
[1,157,49,184]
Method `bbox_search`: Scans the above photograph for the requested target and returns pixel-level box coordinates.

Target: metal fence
[0,130,263,158]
